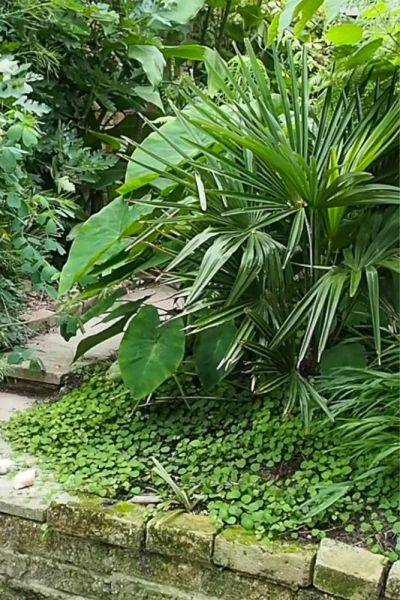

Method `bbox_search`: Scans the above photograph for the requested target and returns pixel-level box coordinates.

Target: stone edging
[0,495,398,599]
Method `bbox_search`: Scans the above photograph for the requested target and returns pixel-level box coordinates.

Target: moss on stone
[147,512,218,564]
[220,526,312,554]
[297,589,334,600]
[386,560,400,600]
[315,565,377,599]
[48,500,146,551]
[214,526,316,589]
[200,567,294,600]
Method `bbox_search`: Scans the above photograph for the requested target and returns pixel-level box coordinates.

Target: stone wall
[0,496,398,600]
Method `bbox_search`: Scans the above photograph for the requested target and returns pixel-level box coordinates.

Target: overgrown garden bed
[4,363,399,561]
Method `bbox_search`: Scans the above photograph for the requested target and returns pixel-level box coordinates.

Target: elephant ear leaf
[195,321,237,391]
[119,305,185,399]
[59,197,153,295]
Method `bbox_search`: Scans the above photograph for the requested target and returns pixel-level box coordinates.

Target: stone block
[48,499,146,551]
[201,566,295,600]
[28,555,111,598]
[0,475,61,521]
[213,526,316,589]
[22,309,57,333]
[110,575,194,599]
[131,553,204,592]
[0,576,91,599]
[8,364,65,387]
[386,560,400,599]
[0,548,30,579]
[146,512,218,564]
[314,537,388,600]
[0,548,109,598]
[0,513,43,551]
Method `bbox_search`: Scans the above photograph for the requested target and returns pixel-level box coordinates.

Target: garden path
[0,284,174,417]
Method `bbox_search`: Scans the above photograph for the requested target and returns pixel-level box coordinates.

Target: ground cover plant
[4,363,399,560]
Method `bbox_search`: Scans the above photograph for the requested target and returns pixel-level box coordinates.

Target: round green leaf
[241,514,254,530]
[194,321,237,391]
[119,305,185,399]
[325,23,363,46]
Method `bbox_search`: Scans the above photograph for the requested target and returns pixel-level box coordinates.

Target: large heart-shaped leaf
[195,321,237,390]
[119,305,185,398]
[156,0,206,25]
[120,109,212,193]
[128,45,166,87]
[59,197,153,295]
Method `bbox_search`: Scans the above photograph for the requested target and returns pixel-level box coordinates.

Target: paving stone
[0,391,37,421]
[147,512,218,564]
[0,443,71,522]
[22,308,57,333]
[314,537,388,600]
[213,526,316,589]
[48,498,146,551]
[6,285,174,388]
[0,474,67,522]
[385,560,400,599]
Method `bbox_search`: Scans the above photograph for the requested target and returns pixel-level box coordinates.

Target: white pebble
[0,458,14,475]
[13,468,36,490]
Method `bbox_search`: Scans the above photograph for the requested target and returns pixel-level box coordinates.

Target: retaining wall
[0,496,398,600]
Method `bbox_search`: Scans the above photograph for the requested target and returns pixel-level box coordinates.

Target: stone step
[5,285,175,390]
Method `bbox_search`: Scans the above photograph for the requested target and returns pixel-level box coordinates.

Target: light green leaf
[278,0,302,36]
[162,45,207,60]
[267,13,280,46]
[121,108,212,193]
[205,48,227,97]
[22,127,38,147]
[324,0,348,21]
[156,0,206,25]
[346,39,383,68]
[0,147,18,171]
[294,0,324,36]
[118,305,185,399]
[59,197,153,295]
[128,45,166,87]
[195,322,237,391]
[325,23,364,46]
[6,123,23,143]
[134,86,164,110]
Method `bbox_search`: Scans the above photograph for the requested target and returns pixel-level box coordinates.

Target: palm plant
[119,42,399,423]
[60,43,399,425]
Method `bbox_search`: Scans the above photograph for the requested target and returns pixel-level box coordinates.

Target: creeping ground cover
[4,364,399,560]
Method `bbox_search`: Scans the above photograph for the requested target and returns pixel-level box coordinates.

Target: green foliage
[320,337,400,476]
[0,272,25,350]
[0,54,75,341]
[61,44,399,424]
[268,0,400,76]
[4,365,399,557]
